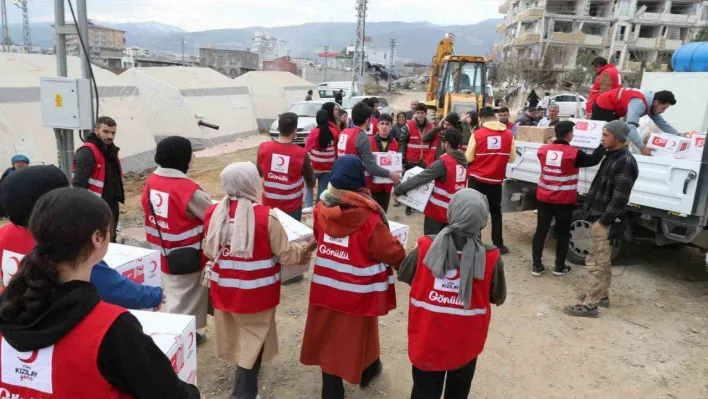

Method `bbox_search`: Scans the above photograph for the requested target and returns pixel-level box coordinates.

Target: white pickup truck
[501,72,708,264]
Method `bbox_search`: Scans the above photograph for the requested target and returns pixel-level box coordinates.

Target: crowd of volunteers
[0,52,682,397]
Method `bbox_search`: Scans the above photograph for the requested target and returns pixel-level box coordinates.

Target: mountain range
[8,19,503,62]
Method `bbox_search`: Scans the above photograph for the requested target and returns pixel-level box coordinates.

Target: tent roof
[234,71,312,89]
[0,53,121,87]
[125,67,245,89]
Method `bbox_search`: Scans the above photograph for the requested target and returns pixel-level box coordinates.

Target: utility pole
[181,36,186,65]
[1,0,10,52]
[13,0,31,53]
[388,38,397,92]
[323,45,330,82]
[352,0,368,94]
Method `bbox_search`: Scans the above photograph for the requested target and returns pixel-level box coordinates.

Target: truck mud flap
[501,180,538,213]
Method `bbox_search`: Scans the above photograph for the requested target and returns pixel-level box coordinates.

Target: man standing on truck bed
[565,120,638,318]
[531,121,606,277]
[466,106,516,255]
[591,88,679,156]
[585,57,621,118]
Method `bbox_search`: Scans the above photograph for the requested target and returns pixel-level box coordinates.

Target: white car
[342,96,395,118]
[269,100,327,146]
[548,93,587,117]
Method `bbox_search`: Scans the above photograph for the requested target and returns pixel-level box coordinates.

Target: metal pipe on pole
[54,0,73,177]
[77,0,94,128]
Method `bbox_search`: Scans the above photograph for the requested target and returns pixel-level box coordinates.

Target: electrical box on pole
[40,77,93,130]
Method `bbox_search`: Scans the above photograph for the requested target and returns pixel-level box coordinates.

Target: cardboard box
[104,243,162,288]
[688,134,706,161]
[388,221,410,248]
[274,208,313,282]
[516,126,554,145]
[396,167,433,213]
[372,152,403,184]
[647,133,690,158]
[568,119,605,149]
[131,310,198,385]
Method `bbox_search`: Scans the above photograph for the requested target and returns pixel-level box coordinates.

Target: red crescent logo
[276,156,285,167]
[137,264,144,272]
[445,269,461,280]
[549,152,559,161]
[19,350,39,364]
[188,332,194,349]
[9,257,20,267]
[154,193,164,207]
[590,122,597,130]
[492,137,499,145]
[149,260,158,273]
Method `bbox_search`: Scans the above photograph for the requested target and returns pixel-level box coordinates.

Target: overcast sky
[8,0,503,31]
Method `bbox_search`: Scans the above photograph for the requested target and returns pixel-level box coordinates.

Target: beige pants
[584,222,612,305]
[214,308,279,369]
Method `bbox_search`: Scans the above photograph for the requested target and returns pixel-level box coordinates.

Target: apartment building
[52,23,126,55]
[199,47,259,78]
[497,0,708,71]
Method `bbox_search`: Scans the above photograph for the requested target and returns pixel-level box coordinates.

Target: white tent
[120,67,258,150]
[0,54,153,172]
[233,71,314,130]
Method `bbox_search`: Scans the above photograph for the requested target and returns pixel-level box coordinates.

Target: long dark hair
[318,102,337,150]
[0,188,111,324]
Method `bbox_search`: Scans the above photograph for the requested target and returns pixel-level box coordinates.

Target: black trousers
[321,358,381,399]
[423,216,447,235]
[468,179,503,247]
[231,349,263,399]
[532,201,575,269]
[411,358,478,399]
[591,102,620,122]
[371,191,391,213]
[107,200,120,243]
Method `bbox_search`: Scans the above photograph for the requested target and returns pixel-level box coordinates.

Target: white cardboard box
[104,243,162,288]
[274,208,313,282]
[388,221,410,248]
[372,152,403,184]
[396,167,433,213]
[688,134,706,161]
[131,310,198,385]
[568,119,605,149]
[647,133,691,158]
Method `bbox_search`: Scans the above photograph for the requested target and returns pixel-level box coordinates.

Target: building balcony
[547,32,609,46]
[516,32,541,46]
[497,23,506,33]
[499,0,513,14]
[635,12,698,25]
[516,7,545,23]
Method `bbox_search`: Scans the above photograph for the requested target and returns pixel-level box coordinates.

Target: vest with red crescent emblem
[306,123,340,173]
[309,209,396,317]
[71,142,123,197]
[424,154,468,224]
[0,301,131,399]
[586,64,621,114]
[0,224,35,291]
[205,202,281,314]
[595,88,648,118]
[336,127,361,158]
[537,144,580,204]
[365,136,400,193]
[405,120,433,164]
[257,141,307,213]
[141,174,204,274]
[467,126,513,185]
[408,236,498,371]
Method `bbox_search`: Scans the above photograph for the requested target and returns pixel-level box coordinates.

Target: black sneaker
[579,295,610,308]
[531,265,546,277]
[553,266,572,276]
[564,304,599,318]
[405,207,412,216]
[360,360,383,388]
[196,332,207,346]
[498,245,510,255]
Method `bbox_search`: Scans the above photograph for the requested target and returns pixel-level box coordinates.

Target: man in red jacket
[586,57,621,118]
[366,114,399,212]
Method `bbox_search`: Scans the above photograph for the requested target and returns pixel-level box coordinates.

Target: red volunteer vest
[424,155,468,224]
[205,203,281,314]
[595,88,648,118]
[366,136,400,194]
[71,142,123,197]
[0,224,35,290]
[307,124,340,173]
[336,127,361,158]
[367,117,379,136]
[309,209,396,317]
[586,64,621,114]
[257,141,307,213]
[424,135,440,166]
[468,126,513,185]
[141,174,204,274]
[0,302,131,399]
[405,120,433,164]
[408,236,498,371]
[537,144,580,205]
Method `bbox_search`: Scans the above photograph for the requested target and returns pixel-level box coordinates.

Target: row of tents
[0,54,314,172]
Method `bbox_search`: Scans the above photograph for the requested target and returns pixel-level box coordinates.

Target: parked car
[341,96,395,118]
[269,100,327,145]
[317,81,361,99]
[548,93,587,117]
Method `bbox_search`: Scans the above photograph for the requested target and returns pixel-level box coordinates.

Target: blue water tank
[671,42,708,72]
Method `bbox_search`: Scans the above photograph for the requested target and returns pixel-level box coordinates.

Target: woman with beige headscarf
[203,162,316,399]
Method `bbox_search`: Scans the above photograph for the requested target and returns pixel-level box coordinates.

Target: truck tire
[567,210,622,266]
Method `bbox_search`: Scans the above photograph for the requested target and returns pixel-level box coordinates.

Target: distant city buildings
[263,56,298,74]
[199,47,259,78]
[251,31,290,68]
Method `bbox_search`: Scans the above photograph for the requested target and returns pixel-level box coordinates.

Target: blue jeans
[305,172,331,208]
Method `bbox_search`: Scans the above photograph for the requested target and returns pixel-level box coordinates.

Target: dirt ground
[118,92,708,398]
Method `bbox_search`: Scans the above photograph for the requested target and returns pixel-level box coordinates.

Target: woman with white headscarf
[397,188,507,399]
[203,162,316,399]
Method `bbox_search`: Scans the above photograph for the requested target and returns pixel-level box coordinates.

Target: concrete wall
[301,66,353,84]
[199,48,259,78]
